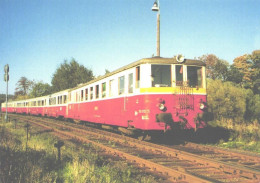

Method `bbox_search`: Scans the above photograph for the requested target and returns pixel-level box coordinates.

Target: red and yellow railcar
[1,57,210,135]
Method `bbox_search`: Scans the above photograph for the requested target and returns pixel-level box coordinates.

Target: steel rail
[11,114,260,182]
[24,118,210,183]
[173,143,260,170]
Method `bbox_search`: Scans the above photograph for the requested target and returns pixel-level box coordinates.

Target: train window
[50,97,56,105]
[176,65,183,86]
[64,95,67,103]
[85,88,88,101]
[118,76,125,95]
[136,66,140,88]
[81,90,84,101]
[109,79,115,97]
[187,66,202,88]
[90,87,93,100]
[78,91,81,102]
[151,65,171,87]
[96,85,99,99]
[128,73,133,93]
[102,82,106,98]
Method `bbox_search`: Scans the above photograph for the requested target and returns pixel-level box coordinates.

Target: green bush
[207,79,247,123]
[207,79,260,124]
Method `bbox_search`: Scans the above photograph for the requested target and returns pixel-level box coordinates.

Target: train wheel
[137,132,151,141]
[137,135,145,141]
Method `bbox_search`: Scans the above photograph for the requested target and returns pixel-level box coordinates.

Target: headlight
[199,103,205,110]
[159,103,165,111]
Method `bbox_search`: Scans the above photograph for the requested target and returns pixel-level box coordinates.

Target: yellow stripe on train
[140,87,206,94]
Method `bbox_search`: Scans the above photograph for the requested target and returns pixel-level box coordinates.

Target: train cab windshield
[151,65,171,87]
[187,66,202,88]
[151,64,204,88]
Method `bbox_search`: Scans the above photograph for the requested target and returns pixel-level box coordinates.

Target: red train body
[1,57,210,133]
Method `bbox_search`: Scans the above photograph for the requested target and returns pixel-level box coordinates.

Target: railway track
[9,114,260,183]
[171,142,260,172]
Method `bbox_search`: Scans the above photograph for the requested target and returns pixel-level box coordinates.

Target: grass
[0,118,159,183]
[206,120,260,154]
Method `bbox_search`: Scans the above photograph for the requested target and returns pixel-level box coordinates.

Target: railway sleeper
[11,115,259,182]
[222,167,259,181]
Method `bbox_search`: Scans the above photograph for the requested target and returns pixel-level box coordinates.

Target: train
[1,57,210,137]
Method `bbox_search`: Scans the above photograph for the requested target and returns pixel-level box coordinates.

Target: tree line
[14,58,94,100]
[200,50,260,124]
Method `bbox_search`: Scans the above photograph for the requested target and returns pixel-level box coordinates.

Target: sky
[0,0,259,95]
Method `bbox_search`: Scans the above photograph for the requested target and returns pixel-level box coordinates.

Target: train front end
[131,57,211,132]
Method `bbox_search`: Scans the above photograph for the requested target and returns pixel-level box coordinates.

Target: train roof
[71,57,205,91]
[3,57,205,104]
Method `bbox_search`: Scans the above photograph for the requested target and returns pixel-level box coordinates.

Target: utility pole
[4,64,9,122]
[152,0,160,57]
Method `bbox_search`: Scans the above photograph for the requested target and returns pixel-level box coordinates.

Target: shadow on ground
[152,126,232,145]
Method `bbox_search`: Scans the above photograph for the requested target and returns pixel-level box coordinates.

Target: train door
[120,72,135,128]
[74,91,80,119]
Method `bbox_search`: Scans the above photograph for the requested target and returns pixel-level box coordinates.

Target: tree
[226,65,244,84]
[51,58,94,92]
[199,54,229,80]
[251,50,260,76]
[233,54,253,87]
[214,59,229,81]
[207,79,247,123]
[15,77,34,98]
[250,94,260,123]
[199,54,218,79]
[0,94,14,104]
[244,90,260,123]
[29,81,52,98]
[250,50,260,94]
[105,69,110,75]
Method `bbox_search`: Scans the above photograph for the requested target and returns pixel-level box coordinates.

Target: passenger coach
[2,57,210,135]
